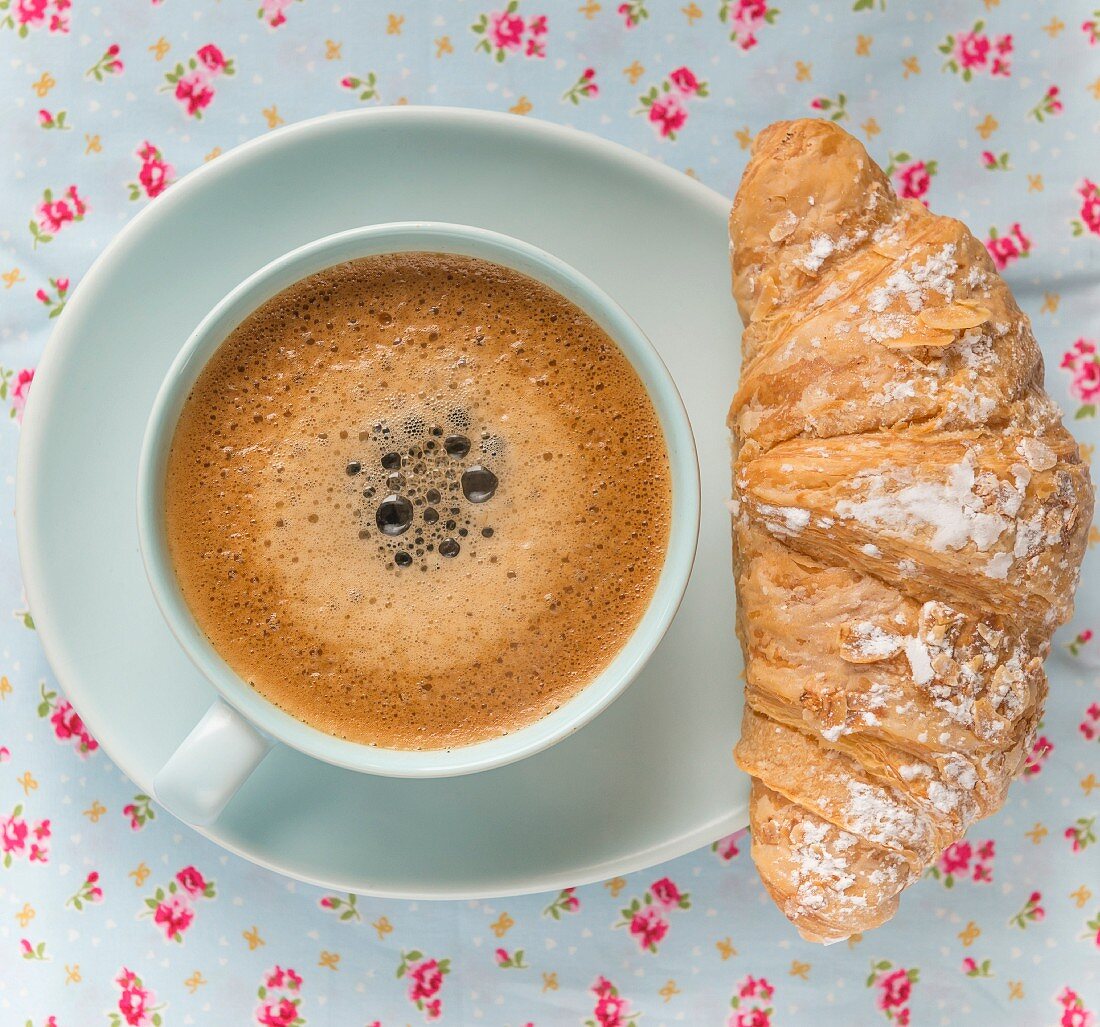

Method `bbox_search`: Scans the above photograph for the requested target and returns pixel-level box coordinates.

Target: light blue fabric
[1,2,1098,1025]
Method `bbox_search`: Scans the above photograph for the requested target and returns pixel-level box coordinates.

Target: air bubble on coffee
[350,408,500,567]
[376,494,413,536]
[461,466,498,504]
[444,435,471,458]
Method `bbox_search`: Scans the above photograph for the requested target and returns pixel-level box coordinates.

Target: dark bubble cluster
[347,406,502,571]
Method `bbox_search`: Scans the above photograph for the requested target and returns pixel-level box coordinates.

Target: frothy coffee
[165,252,672,749]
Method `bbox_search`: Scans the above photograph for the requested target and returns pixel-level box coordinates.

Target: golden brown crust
[729,119,1092,943]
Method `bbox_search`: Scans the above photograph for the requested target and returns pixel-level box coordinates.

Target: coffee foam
[164,253,671,749]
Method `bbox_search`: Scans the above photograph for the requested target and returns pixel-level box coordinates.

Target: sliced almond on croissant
[872,241,907,261]
[876,328,957,350]
[917,303,992,331]
[750,273,781,322]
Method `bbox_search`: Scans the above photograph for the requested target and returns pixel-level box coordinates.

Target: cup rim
[136,221,700,777]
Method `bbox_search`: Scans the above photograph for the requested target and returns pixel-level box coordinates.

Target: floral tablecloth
[2,1,1099,1025]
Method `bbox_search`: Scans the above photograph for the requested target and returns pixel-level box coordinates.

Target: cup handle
[153,700,273,826]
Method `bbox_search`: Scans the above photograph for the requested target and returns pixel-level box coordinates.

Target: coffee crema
[165,252,672,749]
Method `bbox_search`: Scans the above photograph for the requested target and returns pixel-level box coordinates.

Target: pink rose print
[175,865,209,896]
[2,804,50,868]
[30,184,88,246]
[1084,910,1100,948]
[939,20,1013,80]
[1,0,69,37]
[928,838,994,886]
[197,44,227,72]
[35,275,69,317]
[972,839,995,882]
[617,0,648,28]
[255,964,305,1026]
[648,94,687,138]
[961,956,993,977]
[615,877,690,952]
[37,684,97,755]
[161,44,236,119]
[398,951,451,1022]
[712,831,743,860]
[1080,702,1100,741]
[257,0,299,29]
[1082,12,1100,46]
[932,839,968,879]
[109,967,166,1027]
[1072,179,1100,237]
[256,999,299,1027]
[490,9,523,48]
[810,92,849,121]
[340,73,380,103]
[669,67,699,94]
[955,29,989,69]
[637,68,709,140]
[1062,342,1100,418]
[318,892,361,920]
[128,142,175,201]
[140,865,216,941]
[898,162,930,201]
[21,937,48,960]
[981,150,1011,171]
[984,222,1031,270]
[1069,633,1095,655]
[1028,84,1063,122]
[563,67,598,104]
[265,967,303,990]
[175,72,214,117]
[1010,890,1045,929]
[729,974,775,1027]
[1023,735,1053,776]
[1056,987,1096,1027]
[122,793,156,830]
[1065,817,1097,852]
[494,946,528,969]
[86,43,124,82]
[471,2,547,62]
[2,366,36,420]
[0,747,9,762]
[719,0,778,51]
[884,152,938,205]
[1,807,29,861]
[526,13,547,57]
[629,906,669,951]
[543,886,580,918]
[37,108,69,130]
[66,869,103,911]
[28,819,50,864]
[584,976,640,1027]
[866,961,919,1024]
[650,877,682,907]
[153,894,194,940]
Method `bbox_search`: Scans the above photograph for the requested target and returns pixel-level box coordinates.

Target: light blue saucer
[17,107,746,897]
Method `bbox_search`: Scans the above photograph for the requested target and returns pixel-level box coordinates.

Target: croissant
[727,119,1093,943]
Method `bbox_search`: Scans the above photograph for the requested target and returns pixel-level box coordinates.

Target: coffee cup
[137,222,699,825]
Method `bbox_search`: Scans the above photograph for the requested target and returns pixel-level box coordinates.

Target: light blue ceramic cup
[137,222,699,826]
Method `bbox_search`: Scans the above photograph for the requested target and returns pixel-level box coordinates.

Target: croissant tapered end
[748,781,909,944]
[729,119,899,326]
[729,119,1092,943]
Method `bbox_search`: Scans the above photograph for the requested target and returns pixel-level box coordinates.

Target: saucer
[17,107,747,897]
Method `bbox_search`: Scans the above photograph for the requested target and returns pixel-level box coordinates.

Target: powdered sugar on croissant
[728,119,1092,943]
